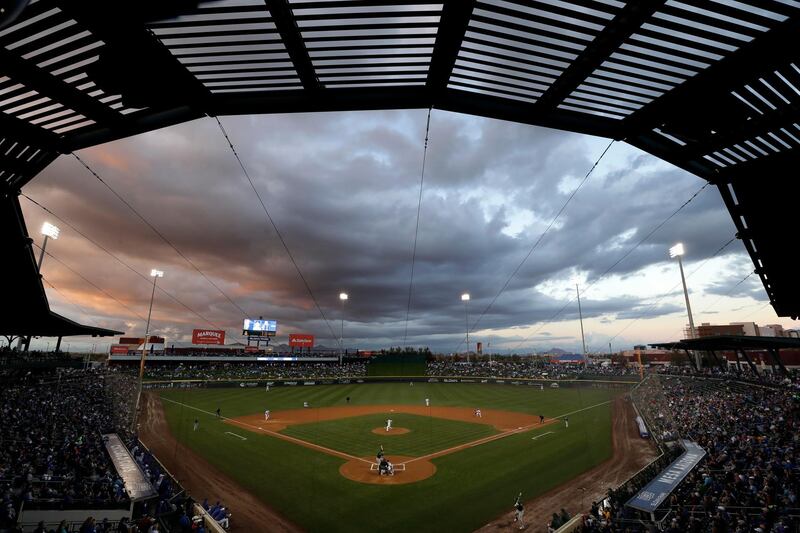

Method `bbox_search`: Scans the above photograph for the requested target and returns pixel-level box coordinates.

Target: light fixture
[461,293,470,301]
[339,292,348,301]
[41,222,60,239]
[669,243,685,258]
[150,269,164,278]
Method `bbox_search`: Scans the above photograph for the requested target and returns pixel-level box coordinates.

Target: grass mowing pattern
[282,412,497,457]
[159,383,621,533]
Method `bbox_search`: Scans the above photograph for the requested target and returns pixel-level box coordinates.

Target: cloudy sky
[16,109,798,353]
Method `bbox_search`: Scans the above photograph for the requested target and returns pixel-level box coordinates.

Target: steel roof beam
[426,0,475,100]
[264,0,320,91]
[534,1,666,114]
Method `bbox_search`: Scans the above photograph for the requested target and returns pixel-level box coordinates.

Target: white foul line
[159,396,371,464]
[225,431,247,440]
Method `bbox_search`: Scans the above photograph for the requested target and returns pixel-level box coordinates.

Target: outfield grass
[159,383,621,532]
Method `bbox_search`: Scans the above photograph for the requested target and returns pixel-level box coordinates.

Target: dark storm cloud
[21,109,749,351]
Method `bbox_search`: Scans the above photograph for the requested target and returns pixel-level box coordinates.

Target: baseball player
[513,493,525,529]
[385,418,393,432]
[425,398,430,407]
[193,418,199,431]
[215,407,221,419]
[303,401,309,408]
[265,384,270,392]
[539,414,545,424]
[264,409,270,421]
[376,445,385,467]
[564,416,569,428]
[475,408,482,418]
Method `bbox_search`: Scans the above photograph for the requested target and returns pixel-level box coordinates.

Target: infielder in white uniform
[475,408,482,418]
[425,398,430,407]
[264,409,270,421]
[385,418,393,431]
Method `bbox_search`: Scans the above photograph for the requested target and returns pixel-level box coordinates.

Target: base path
[139,393,301,533]
[371,427,410,435]
[232,405,540,432]
[475,396,657,533]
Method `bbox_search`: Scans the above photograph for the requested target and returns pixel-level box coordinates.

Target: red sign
[244,346,259,353]
[110,345,129,354]
[289,334,315,348]
[192,329,226,345]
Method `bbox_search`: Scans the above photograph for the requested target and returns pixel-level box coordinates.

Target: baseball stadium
[2,2,800,533]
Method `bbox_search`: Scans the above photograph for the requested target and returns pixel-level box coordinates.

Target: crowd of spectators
[657,364,800,390]
[426,359,638,379]
[574,373,800,532]
[0,370,131,510]
[142,361,367,381]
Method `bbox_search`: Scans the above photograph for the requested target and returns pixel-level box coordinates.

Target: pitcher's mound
[339,455,436,485]
[371,427,410,435]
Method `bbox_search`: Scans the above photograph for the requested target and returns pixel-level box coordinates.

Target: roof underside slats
[1,0,798,320]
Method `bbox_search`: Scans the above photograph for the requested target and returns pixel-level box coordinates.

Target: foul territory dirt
[475,396,657,533]
[140,393,301,533]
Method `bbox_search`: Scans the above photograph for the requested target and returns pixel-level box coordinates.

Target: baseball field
[140,382,652,532]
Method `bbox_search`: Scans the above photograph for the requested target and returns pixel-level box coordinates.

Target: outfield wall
[142,375,638,390]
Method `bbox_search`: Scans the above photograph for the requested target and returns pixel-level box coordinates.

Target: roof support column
[767,348,788,376]
[738,349,759,375]
[683,349,697,372]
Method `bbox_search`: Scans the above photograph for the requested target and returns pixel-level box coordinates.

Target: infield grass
[158,382,623,532]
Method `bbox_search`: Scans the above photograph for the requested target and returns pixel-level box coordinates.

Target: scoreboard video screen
[243,319,277,336]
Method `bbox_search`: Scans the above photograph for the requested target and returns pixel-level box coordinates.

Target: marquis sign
[192,329,226,345]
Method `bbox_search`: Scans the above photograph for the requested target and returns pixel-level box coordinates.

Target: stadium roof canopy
[0,190,122,337]
[2,0,799,337]
[650,335,800,352]
[650,335,800,374]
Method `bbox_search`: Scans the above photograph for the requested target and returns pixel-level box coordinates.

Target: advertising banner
[191,329,226,345]
[244,346,259,353]
[289,334,315,348]
[110,345,129,355]
[626,440,706,512]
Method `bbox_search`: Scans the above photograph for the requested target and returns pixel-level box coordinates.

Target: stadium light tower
[670,243,700,368]
[339,292,348,355]
[461,293,470,362]
[573,278,587,360]
[37,222,60,271]
[132,268,164,432]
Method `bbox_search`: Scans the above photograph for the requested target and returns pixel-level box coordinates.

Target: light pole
[461,293,470,362]
[574,280,587,361]
[670,243,700,368]
[339,292,348,356]
[132,268,163,432]
[37,222,60,271]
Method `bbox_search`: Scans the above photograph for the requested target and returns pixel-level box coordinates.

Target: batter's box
[370,463,407,472]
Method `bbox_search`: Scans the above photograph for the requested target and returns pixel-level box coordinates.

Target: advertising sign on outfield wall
[289,334,315,348]
[191,329,226,345]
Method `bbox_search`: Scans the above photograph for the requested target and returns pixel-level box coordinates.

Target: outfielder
[193,418,199,431]
[513,493,525,529]
[425,398,430,407]
[564,416,569,428]
[385,418,393,432]
[264,409,270,421]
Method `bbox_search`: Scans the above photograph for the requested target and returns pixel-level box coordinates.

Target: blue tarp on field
[626,440,705,513]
